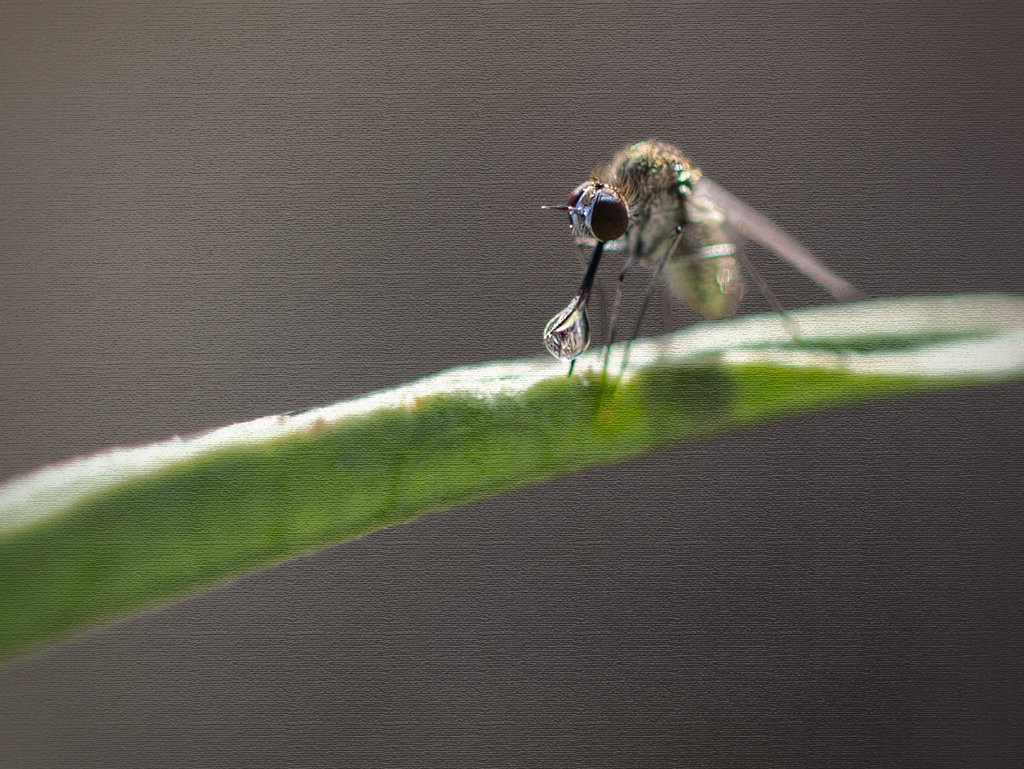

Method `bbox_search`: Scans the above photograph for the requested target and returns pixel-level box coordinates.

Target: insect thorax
[595,140,699,220]
[594,141,745,319]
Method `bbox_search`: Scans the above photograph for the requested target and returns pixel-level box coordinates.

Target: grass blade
[2,293,1023,661]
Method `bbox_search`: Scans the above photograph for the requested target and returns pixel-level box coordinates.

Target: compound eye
[567,181,590,209]
[589,189,629,242]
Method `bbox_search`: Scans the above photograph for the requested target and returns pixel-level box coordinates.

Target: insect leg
[660,282,673,334]
[598,245,642,396]
[604,255,640,348]
[734,247,806,344]
[614,227,686,387]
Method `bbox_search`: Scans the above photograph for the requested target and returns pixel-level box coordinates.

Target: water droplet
[543,296,590,360]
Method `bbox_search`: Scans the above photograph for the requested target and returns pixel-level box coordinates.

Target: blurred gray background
[2,1,1023,766]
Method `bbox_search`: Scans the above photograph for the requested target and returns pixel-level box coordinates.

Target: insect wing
[694,176,865,302]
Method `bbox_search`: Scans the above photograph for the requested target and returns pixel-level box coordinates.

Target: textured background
[2,2,1023,766]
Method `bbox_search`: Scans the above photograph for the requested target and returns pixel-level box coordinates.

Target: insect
[542,140,865,377]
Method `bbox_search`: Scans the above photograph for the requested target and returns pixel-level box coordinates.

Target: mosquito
[542,139,865,380]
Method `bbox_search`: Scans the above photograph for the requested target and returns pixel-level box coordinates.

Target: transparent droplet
[543,296,590,360]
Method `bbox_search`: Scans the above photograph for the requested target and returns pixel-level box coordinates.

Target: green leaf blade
[2,293,1023,661]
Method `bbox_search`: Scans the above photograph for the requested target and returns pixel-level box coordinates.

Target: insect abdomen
[667,254,745,320]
